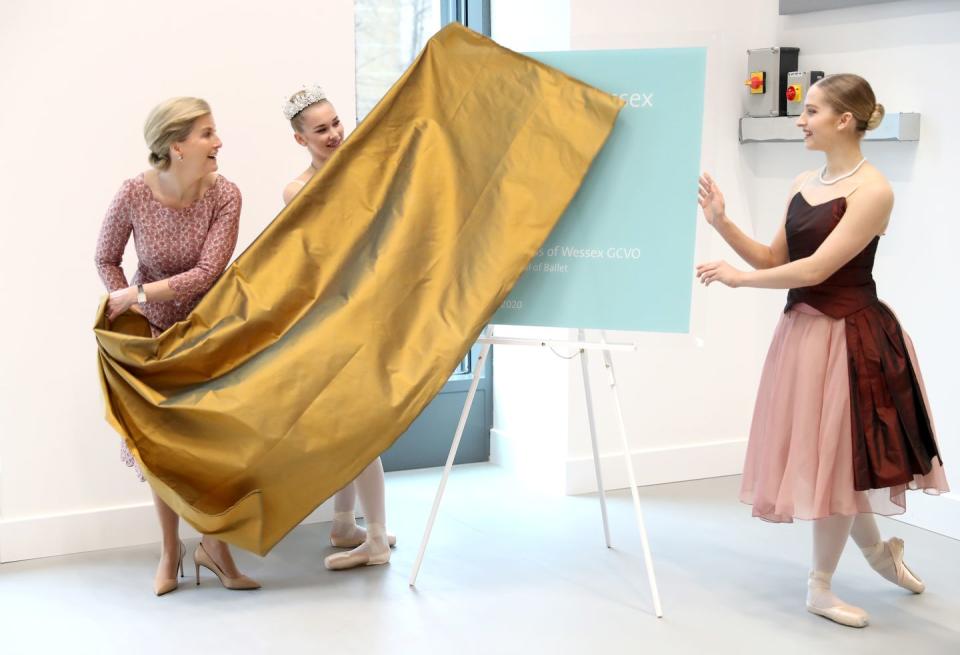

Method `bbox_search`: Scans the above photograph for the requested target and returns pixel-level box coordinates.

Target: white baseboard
[892,491,960,540]
[492,427,747,495]
[565,438,748,495]
[0,500,338,563]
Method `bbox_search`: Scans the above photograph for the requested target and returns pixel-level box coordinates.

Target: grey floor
[1,465,958,654]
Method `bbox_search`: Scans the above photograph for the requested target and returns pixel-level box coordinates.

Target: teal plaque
[492,48,706,333]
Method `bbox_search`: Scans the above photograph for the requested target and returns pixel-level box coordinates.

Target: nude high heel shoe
[193,542,261,590]
[154,541,186,596]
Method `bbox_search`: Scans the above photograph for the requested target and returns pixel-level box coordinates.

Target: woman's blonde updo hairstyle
[813,74,884,133]
[143,97,211,170]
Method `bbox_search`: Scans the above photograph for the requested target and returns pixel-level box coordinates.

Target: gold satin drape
[94,23,623,555]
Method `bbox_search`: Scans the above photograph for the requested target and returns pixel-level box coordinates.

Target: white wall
[0,0,356,561]
[774,0,960,537]
[565,0,780,495]
[491,0,780,494]
[492,0,960,538]
[488,1,574,494]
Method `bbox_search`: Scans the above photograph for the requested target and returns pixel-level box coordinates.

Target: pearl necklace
[819,157,866,185]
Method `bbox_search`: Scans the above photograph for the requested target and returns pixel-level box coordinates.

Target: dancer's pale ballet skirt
[740,302,948,522]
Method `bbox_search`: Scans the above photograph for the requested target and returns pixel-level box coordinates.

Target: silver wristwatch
[136,284,147,305]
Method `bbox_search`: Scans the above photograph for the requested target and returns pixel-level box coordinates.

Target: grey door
[381,344,492,471]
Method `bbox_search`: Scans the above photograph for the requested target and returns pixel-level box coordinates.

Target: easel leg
[600,332,664,618]
[578,328,612,548]
[409,341,492,587]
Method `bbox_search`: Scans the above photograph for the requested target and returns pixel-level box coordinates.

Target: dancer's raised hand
[698,172,726,228]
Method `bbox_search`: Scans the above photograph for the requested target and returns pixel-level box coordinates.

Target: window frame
[441,0,491,36]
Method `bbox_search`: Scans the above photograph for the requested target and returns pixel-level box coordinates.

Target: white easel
[408,326,664,618]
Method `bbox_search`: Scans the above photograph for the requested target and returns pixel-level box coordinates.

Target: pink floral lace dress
[94,173,241,479]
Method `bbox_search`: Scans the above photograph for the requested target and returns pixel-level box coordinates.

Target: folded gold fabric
[94,23,622,555]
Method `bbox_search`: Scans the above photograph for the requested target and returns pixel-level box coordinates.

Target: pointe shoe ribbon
[193,542,261,590]
[868,537,925,594]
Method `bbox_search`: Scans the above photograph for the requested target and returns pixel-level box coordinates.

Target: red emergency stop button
[786,84,802,102]
[750,77,762,89]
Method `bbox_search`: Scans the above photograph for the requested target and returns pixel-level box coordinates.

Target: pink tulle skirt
[740,303,949,522]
